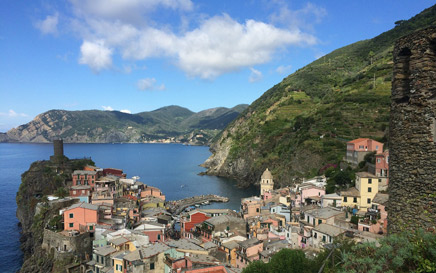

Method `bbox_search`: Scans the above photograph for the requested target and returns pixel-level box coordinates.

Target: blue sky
[0,0,433,131]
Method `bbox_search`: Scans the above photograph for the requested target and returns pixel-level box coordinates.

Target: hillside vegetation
[4,105,247,144]
[203,5,436,187]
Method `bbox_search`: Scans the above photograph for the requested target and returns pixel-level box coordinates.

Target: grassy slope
[208,5,436,186]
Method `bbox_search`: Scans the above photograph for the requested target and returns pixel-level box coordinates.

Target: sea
[0,143,258,272]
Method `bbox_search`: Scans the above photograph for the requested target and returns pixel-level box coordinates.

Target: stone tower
[50,138,64,164]
[389,27,436,233]
[260,168,274,196]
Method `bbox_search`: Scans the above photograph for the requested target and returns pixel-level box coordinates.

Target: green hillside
[204,5,436,187]
[5,105,248,144]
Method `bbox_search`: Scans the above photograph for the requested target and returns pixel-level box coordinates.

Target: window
[363,227,369,232]
[307,216,309,222]
[256,208,259,213]
[69,223,74,228]
[377,158,381,163]
[318,219,322,225]
[150,263,155,270]
[367,198,371,204]
[376,145,379,150]
[344,197,348,202]
[314,232,317,239]
[89,225,93,230]
[353,197,357,203]
[69,213,74,218]
[73,190,76,195]
[359,145,364,149]
[157,234,161,240]
[313,219,315,225]
[322,236,326,242]
[329,237,332,243]
[116,264,122,271]
[368,179,372,184]
[378,179,382,183]
[368,187,372,193]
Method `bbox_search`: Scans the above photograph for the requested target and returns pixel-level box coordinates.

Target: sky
[0,0,434,131]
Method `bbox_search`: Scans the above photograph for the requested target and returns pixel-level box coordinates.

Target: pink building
[63,202,99,232]
[346,138,384,165]
[241,197,263,220]
[72,170,97,189]
[358,193,388,235]
[300,185,325,206]
[236,238,263,269]
[375,150,389,179]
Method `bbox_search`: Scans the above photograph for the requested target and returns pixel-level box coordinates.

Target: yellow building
[113,253,125,273]
[260,168,274,196]
[341,172,386,211]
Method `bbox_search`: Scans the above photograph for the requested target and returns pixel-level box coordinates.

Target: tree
[368,50,375,65]
[269,249,311,273]
[243,260,269,273]
[54,187,68,198]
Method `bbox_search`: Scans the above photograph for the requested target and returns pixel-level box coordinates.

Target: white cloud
[120,109,132,114]
[0,110,28,117]
[102,106,114,111]
[79,40,113,72]
[63,1,322,79]
[137,78,165,91]
[276,64,292,74]
[35,13,59,35]
[270,2,326,32]
[249,67,263,83]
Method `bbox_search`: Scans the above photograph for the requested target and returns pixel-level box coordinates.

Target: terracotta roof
[347,138,370,144]
[341,187,360,197]
[313,223,345,237]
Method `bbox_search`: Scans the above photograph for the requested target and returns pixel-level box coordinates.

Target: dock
[167,194,229,215]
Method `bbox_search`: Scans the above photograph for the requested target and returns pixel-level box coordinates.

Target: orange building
[63,202,99,232]
[140,185,166,201]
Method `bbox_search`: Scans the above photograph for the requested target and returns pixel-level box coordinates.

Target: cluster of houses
[41,137,390,272]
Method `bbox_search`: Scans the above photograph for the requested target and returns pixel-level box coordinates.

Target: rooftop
[372,193,389,205]
[340,187,360,197]
[94,245,117,256]
[165,239,204,251]
[65,202,99,211]
[140,242,170,258]
[222,240,239,250]
[73,170,97,175]
[313,224,345,237]
[238,238,261,248]
[356,172,378,178]
[305,207,344,219]
[205,215,244,226]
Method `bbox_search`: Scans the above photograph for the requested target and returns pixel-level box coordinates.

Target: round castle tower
[260,168,274,196]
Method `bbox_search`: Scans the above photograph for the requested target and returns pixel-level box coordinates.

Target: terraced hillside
[203,5,436,187]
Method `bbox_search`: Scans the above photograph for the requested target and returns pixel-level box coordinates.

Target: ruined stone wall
[42,229,92,260]
[389,26,436,233]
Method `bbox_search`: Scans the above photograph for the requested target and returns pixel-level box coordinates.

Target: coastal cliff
[16,157,94,272]
[202,5,436,188]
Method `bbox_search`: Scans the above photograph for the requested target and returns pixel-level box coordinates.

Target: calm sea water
[0,143,257,272]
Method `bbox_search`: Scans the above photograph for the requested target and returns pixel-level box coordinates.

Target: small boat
[195,204,200,208]
[180,184,185,188]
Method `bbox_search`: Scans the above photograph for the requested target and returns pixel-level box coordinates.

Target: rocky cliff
[16,157,94,272]
[203,5,436,188]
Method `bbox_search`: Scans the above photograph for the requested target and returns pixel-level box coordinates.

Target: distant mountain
[3,105,248,145]
[202,5,436,187]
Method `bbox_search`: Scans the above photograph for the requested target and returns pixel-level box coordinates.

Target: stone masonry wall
[389,26,436,233]
[42,229,92,260]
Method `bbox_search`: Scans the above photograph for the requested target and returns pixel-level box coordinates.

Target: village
[39,137,390,273]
